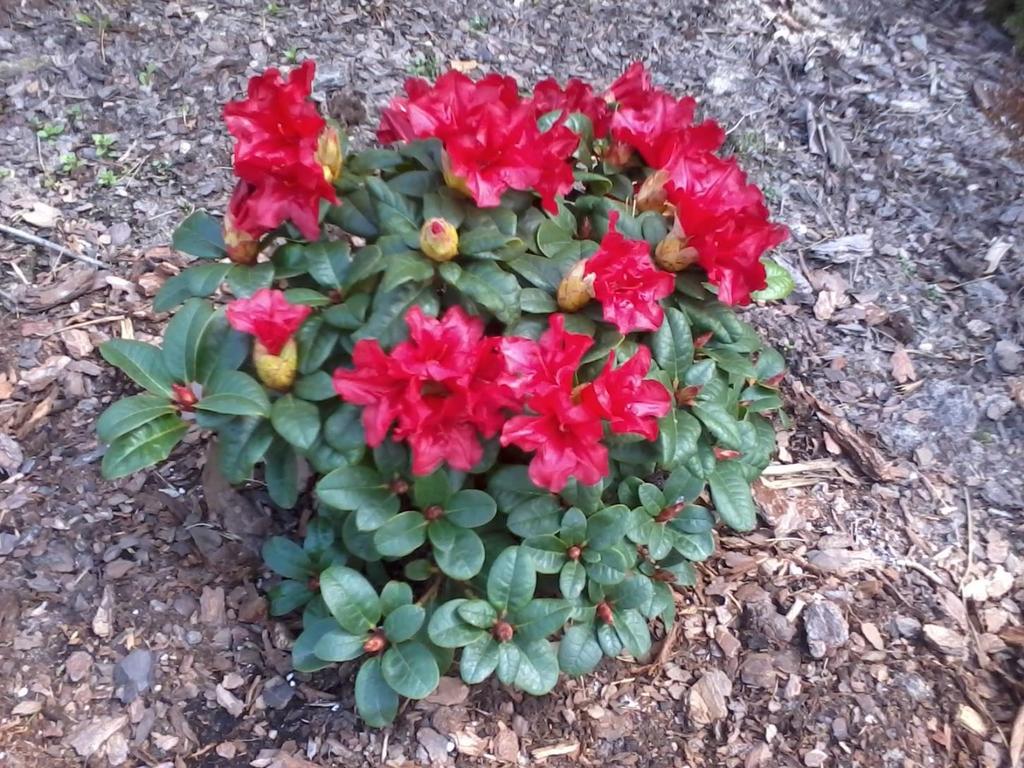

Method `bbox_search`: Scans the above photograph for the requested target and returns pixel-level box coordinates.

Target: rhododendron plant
[98,60,792,727]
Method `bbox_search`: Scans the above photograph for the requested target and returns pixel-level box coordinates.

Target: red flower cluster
[664,153,788,305]
[500,315,671,492]
[223,61,339,243]
[226,289,311,355]
[377,71,579,213]
[605,62,725,170]
[332,307,522,476]
[584,212,675,334]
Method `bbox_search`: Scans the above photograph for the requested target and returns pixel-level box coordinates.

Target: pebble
[416,727,452,764]
[66,650,93,682]
[262,681,295,710]
[994,339,1021,373]
[114,649,154,703]
[804,600,849,659]
[185,630,203,645]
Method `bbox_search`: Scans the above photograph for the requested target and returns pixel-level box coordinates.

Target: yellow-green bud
[420,218,459,262]
[316,125,344,184]
[254,338,298,391]
[654,235,699,273]
[557,260,594,312]
[636,169,670,214]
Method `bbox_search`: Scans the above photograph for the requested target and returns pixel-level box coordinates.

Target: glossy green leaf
[96,394,176,444]
[438,261,520,324]
[380,250,434,293]
[264,439,299,509]
[413,469,451,509]
[217,417,273,483]
[558,624,603,676]
[444,490,496,528]
[559,560,587,599]
[270,395,320,451]
[456,600,497,628]
[319,565,381,634]
[459,635,499,684]
[172,211,226,260]
[268,580,315,616]
[101,415,187,478]
[429,522,485,581]
[658,408,702,468]
[511,599,571,642]
[355,657,399,727]
[154,263,231,312]
[709,461,757,532]
[374,511,428,557]
[651,307,693,385]
[381,641,439,699]
[379,581,414,614]
[511,639,559,695]
[487,547,535,614]
[161,299,216,384]
[751,257,795,302]
[293,370,337,401]
[99,339,174,398]
[304,240,351,291]
[226,262,274,297]
[292,617,337,673]
[586,505,629,551]
[428,599,484,648]
[262,536,313,580]
[314,627,367,662]
[197,370,270,417]
[383,604,426,644]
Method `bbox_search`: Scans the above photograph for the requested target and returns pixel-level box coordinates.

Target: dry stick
[0,223,107,269]
[41,314,126,337]
[959,488,975,593]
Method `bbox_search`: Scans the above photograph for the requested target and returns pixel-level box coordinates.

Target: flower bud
[595,601,614,626]
[316,125,344,183]
[441,151,472,198]
[654,502,686,524]
[654,236,700,273]
[172,383,199,411]
[674,385,701,407]
[635,170,670,214]
[566,545,583,561]
[254,338,299,391]
[363,632,387,654]
[693,331,714,349]
[713,447,742,461]
[557,260,594,312]
[423,504,444,522]
[419,218,459,262]
[492,620,515,643]
[223,216,261,266]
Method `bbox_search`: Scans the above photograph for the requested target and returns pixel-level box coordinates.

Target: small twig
[42,314,126,337]
[0,223,106,268]
[897,558,953,589]
[959,488,975,593]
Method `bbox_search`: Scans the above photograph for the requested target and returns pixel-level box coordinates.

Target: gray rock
[994,339,1022,373]
[262,681,295,710]
[804,600,849,659]
[892,615,922,638]
[417,727,453,764]
[113,649,153,703]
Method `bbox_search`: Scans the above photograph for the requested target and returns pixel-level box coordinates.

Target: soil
[1,1,1022,767]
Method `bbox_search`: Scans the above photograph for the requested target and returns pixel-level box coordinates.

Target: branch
[0,223,107,269]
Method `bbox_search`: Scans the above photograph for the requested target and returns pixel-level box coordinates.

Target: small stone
[985,394,1015,421]
[221,672,245,690]
[417,727,452,764]
[262,681,294,710]
[740,653,776,688]
[832,717,848,739]
[185,630,203,645]
[892,615,922,638]
[104,731,129,766]
[994,340,1022,373]
[804,600,849,659]
[860,622,884,651]
[804,748,829,767]
[216,742,237,759]
[746,600,796,649]
[114,649,154,703]
[215,684,245,717]
[200,586,226,626]
[66,714,128,758]
[923,624,968,657]
[688,669,733,725]
[66,650,93,682]
[152,732,180,751]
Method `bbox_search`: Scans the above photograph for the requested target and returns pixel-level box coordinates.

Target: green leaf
[374,511,428,557]
[293,370,337,401]
[638,483,665,513]
[560,560,587,599]
[389,169,441,197]
[355,657,399,727]
[511,639,559,695]
[428,599,484,648]
[489,466,561,536]
[613,608,652,659]
[704,348,757,379]
[512,599,571,642]
[522,535,566,574]
[381,641,439,700]
[496,642,522,686]
[459,635,499,684]
[96,394,176,444]
[596,622,623,658]
[314,627,367,662]
[322,293,371,330]
[429,522,485,580]
[444,490,496,528]
[172,211,226,259]
[519,287,557,314]
[379,581,414,614]
[692,402,743,449]
[558,624,603,676]
[751,257,795,302]
[226,262,274,297]
[195,311,249,386]
[264,439,299,509]
[651,307,693,385]
[304,240,351,291]
[663,466,705,504]
[458,225,514,256]
[383,604,426,644]
[262,536,313,580]
[438,261,521,324]
[535,219,575,258]
[354,282,438,348]
[284,288,333,307]
[456,600,497,628]
[101,415,187,478]
[161,298,215,384]
[197,370,270,417]
[709,461,757,532]
[217,417,273,483]
[487,547,536,614]
[658,409,702,468]
[99,339,174,398]
[586,505,628,551]
[153,263,231,312]
[507,252,576,292]
[292,617,337,673]
[268,580,315,616]
[422,190,466,228]
[367,176,417,234]
[413,469,452,509]
[270,395,321,451]
[319,565,381,634]
[380,250,434,293]
[317,465,398,519]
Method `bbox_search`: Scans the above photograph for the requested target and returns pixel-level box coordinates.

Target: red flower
[665,152,788,305]
[580,348,671,440]
[531,77,612,137]
[377,71,579,213]
[223,61,338,240]
[332,307,523,475]
[500,389,609,492]
[226,288,312,355]
[605,62,724,170]
[584,212,675,334]
[499,314,592,397]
